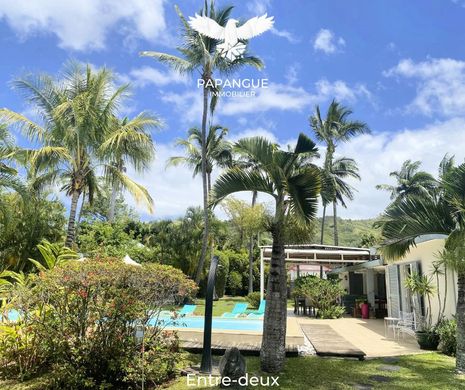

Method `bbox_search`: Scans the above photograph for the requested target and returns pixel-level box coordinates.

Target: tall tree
[377,158,465,373]
[211,134,321,373]
[0,63,128,247]
[141,2,263,284]
[328,157,361,245]
[0,124,25,196]
[167,125,232,194]
[310,100,369,245]
[99,114,159,222]
[376,159,436,202]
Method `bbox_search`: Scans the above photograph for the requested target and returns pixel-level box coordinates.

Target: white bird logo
[188,13,274,61]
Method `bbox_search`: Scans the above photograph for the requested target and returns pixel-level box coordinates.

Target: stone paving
[292,311,423,358]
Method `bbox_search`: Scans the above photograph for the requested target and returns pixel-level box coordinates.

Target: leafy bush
[0,257,197,388]
[293,275,345,319]
[437,318,456,356]
[318,305,346,319]
[227,271,243,296]
[246,292,261,309]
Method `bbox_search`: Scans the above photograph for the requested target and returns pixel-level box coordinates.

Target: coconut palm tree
[99,114,159,222]
[378,159,465,373]
[141,2,263,284]
[0,62,128,247]
[310,100,369,245]
[328,157,361,245]
[211,134,321,373]
[0,124,25,196]
[376,159,437,202]
[167,125,232,194]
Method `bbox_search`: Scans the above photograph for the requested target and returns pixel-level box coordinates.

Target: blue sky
[1,0,465,220]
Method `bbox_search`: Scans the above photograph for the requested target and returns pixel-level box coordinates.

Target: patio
[293,312,423,358]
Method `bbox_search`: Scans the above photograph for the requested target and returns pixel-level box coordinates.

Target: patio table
[384,317,399,338]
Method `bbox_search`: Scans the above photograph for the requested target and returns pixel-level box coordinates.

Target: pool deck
[293,313,422,358]
[172,314,304,355]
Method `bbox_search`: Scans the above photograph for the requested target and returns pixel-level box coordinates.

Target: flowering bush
[0,257,197,388]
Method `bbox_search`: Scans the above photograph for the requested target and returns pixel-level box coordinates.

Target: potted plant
[405,272,440,350]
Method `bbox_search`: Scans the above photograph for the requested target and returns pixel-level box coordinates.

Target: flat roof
[260,243,380,268]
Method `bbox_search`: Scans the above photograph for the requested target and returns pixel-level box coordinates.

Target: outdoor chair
[159,304,197,317]
[246,300,266,318]
[222,302,249,318]
[396,311,416,339]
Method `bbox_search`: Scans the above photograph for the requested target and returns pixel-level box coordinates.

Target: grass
[167,353,465,390]
[192,296,248,317]
[2,353,463,389]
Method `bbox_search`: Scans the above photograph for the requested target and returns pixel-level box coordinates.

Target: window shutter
[387,264,400,318]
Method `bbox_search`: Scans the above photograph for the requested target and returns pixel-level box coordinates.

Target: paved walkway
[293,312,422,358]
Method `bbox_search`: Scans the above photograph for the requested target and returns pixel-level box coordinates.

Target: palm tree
[0,124,25,196]
[310,100,369,245]
[328,157,361,245]
[167,125,232,194]
[99,113,159,222]
[141,2,263,284]
[211,134,321,373]
[376,159,436,201]
[0,62,128,247]
[377,159,465,373]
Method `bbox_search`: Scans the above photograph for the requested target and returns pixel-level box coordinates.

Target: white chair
[396,311,416,339]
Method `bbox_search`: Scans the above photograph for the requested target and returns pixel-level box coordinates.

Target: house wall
[386,238,457,321]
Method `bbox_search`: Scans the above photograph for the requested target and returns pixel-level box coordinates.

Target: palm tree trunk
[320,204,326,244]
[333,201,339,246]
[194,80,210,284]
[65,191,80,248]
[248,190,258,294]
[108,181,118,222]
[260,220,287,373]
[442,264,448,319]
[456,272,465,373]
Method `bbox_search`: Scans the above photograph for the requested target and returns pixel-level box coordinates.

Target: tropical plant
[437,317,457,356]
[0,62,129,247]
[310,100,369,245]
[1,258,197,387]
[211,134,321,373]
[0,124,25,196]
[141,1,264,284]
[99,114,159,222]
[221,197,267,293]
[376,159,436,201]
[0,193,66,272]
[168,125,232,193]
[404,272,436,330]
[377,158,465,372]
[28,240,78,272]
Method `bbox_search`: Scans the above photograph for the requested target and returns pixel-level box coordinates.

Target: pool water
[3,311,263,332]
[149,315,263,332]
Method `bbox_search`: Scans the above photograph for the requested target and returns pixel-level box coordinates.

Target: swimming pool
[150,315,263,332]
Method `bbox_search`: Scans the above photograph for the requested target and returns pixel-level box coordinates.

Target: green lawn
[1,353,463,389]
[168,353,465,390]
[193,296,248,317]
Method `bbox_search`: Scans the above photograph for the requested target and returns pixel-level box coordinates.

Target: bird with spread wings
[188,13,274,61]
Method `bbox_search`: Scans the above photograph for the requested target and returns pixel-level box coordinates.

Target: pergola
[259,244,378,301]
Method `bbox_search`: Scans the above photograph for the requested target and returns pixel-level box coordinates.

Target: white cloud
[160,90,203,123]
[270,27,299,44]
[0,0,167,51]
[247,0,272,15]
[218,79,371,116]
[129,66,188,88]
[313,28,345,54]
[315,79,372,103]
[333,117,465,219]
[384,57,465,117]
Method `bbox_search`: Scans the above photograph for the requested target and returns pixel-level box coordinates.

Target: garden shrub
[437,318,456,356]
[293,275,345,319]
[0,257,197,388]
[246,292,261,308]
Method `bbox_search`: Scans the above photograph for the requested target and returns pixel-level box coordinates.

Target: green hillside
[315,216,381,248]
